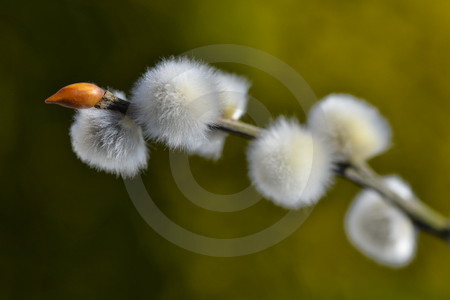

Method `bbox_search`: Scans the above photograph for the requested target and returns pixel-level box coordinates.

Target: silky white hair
[308,94,392,162]
[70,108,148,178]
[345,176,417,268]
[247,117,333,209]
[188,131,228,161]
[129,57,222,150]
[215,71,250,120]
[188,71,251,160]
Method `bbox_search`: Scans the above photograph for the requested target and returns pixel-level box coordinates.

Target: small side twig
[336,162,450,241]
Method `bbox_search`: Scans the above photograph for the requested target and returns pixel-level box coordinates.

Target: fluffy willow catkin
[129,57,252,160]
[308,94,392,162]
[247,117,334,209]
[345,176,417,268]
[70,90,148,178]
[128,57,222,151]
[215,71,250,120]
[188,71,251,160]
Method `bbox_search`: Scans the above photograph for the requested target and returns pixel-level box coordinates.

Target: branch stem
[104,92,450,243]
[210,118,450,243]
[210,118,263,139]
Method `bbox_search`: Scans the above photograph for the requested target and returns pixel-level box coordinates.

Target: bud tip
[45,83,105,109]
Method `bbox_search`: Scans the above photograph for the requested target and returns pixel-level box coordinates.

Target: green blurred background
[1,0,450,299]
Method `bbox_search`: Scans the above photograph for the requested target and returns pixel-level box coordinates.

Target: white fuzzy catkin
[215,71,250,120]
[345,176,417,268]
[70,107,148,178]
[129,57,222,150]
[308,94,392,162]
[247,117,333,209]
[187,131,228,161]
[188,71,251,160]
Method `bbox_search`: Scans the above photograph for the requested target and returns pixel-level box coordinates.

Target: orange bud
[45,83,106,109]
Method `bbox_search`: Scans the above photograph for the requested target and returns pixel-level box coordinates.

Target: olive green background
[1,0,450,299]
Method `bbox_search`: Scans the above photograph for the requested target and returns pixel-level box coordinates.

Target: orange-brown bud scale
[45,83,106,109]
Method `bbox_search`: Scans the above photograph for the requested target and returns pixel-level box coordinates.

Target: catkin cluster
[67,57,418,267]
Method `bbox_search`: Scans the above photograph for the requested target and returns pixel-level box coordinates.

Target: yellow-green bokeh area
[1,0,450,299]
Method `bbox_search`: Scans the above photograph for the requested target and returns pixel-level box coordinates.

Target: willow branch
[106,96,450,243]
[213,118,450,244]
